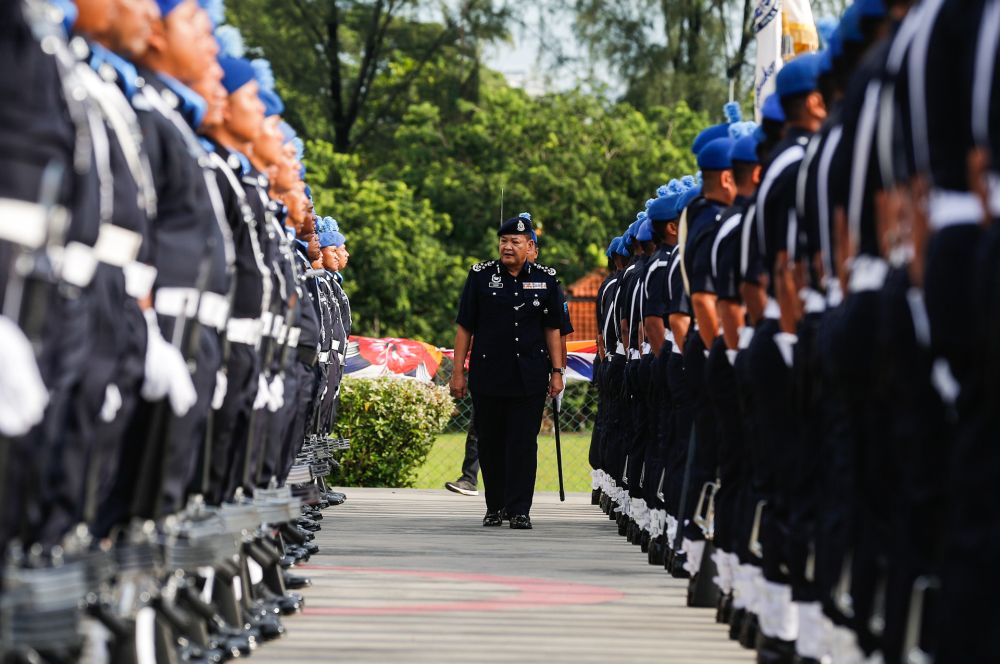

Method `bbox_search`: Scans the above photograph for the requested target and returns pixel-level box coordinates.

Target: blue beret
[318,231,336,248]
[331,231,345,247]
[730,134,760,164]
[304,185,312,199]
[636,217,653,242]
[678,185,702,213]
[840,4,863,43]
[697,137,734,171]
[530,229,538,243]
[858,0,885,17]
[259,89,284,117]
[219,56,255,94]
[155,0,184,17]
[761,93,785,123]
[692,123,730,155]
[606,237,620,258]
[647,194,678,222]
[279,121,296,143]
[498,215,533,237]
[818,48,834,74]
[612,237,630,258]
[776,53,822,99]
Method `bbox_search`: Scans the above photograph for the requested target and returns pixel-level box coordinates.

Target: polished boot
[716,593,733,624]
[729,607,747,640]
[755,633,796,663]
[617,513,629,536]
[669,551,691,579]
[739,611,759,649]
[639,530,650,552]
[648,536,666,566]
[591,488,601,505]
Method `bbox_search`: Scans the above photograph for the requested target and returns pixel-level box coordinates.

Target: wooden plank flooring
[254,488,752,663]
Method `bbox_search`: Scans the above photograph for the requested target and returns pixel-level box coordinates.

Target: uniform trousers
[663,349,693,519]
[732,331,761,565]
[705,335,743,556]
[471,391,547,516]
[602,355,627,481]
[625,355,652,498]
[209,342,258,504]
[260,365,300,486]
[279,359,321,483]
[681,331,718,541]
[588,356,606,470]
[642,352,669,509]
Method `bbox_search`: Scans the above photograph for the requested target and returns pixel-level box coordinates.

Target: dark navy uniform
[457,252,563,518]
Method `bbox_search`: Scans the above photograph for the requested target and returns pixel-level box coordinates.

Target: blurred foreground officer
[450,216,566,529]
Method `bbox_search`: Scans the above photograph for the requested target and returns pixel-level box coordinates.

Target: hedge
[332,377,454,487]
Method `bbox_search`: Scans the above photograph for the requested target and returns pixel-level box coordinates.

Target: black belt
[297,346,318,366]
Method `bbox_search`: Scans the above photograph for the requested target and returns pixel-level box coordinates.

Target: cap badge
[517,220,525,232]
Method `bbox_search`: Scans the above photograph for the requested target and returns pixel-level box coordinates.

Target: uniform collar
[88,43,140,100]
[154,73,207,130]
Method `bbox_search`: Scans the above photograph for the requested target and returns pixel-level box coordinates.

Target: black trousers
[663,350,693,517]
[603,355,628,482]
[208,342,258,504]
[459,425,480,485]
[681,331,717,541]
[471,391,546,516]
[588,356,605,470]
[705,336,743,554]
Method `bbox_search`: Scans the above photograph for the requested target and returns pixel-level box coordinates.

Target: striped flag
[754,0,783,121]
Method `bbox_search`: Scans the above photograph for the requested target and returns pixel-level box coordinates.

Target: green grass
[411,431,594,493]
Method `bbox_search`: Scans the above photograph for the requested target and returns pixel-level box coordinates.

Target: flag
[782,0,819,59]
[754,0,783,121]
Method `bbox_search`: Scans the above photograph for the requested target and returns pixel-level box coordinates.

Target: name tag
[523,282,547,290]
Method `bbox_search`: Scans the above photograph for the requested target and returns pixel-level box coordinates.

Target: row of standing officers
[0,0,352,660]
[589,1,1000,662]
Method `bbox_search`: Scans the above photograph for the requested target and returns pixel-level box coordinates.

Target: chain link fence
[411,358,598,493]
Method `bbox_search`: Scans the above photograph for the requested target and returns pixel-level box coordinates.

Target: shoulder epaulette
[471,259,496,272]
[533,262,557,276]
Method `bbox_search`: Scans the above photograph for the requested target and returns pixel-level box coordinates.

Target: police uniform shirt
[712,196,751,301]
[456,259,563,397]
[666,246,692,317]
[138,71,229,296]
[559,286,574,337]
[683,196,728,296]
[754,127,811,296]
[205,140,265,319]
[616,256,646,351]
[291,241,320,352]
[598,270,622,355]
[643,244,675,323]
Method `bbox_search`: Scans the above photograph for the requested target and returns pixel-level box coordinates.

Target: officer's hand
[450,372,467,400]
[548,372,564,398]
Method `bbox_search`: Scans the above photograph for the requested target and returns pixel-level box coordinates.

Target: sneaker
[508,514,532,530]
[482,511,503,527]
[445,479,479,496]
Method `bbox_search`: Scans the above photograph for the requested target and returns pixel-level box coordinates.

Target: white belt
[848,255,888,293]
[46,241,99,289]
[93,224,142,267]
[331,339,341,352]
[124,261,157,299]
[927,188,985,230]
[0,198,47,248]
[764,298,780,320]
[800,288,826,314]
[615,342,626,357]
[155,288,229,330]
[226,317,262,346]
[318,351,331,364]
[628,349,641,360]
[287,327,301,348]
[260,311,273,338]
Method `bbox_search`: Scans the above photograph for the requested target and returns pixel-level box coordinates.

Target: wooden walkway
[255,488,752,663]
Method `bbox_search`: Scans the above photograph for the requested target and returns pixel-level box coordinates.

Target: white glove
[141,309,197,416]
[252,373,270,410]
[267,374,285,412]
[0,315,49,436]
[212,370,228,410]
[99,383,123,423]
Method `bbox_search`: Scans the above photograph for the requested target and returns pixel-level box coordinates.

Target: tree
[228,0,513,153]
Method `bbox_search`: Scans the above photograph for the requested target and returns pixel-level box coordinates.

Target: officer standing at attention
[450,215,566,530]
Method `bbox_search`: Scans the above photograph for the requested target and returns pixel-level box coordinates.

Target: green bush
[332,377,454,487]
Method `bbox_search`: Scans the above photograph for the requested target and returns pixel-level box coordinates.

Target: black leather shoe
[591,489,601,505]
[283,573,311,590]
[482,511,503,527]
[648,536,665,566]
[755,634,796,663]
[640,530,650,552]
[717,592,733,624]
[729,607,746,641]
[508,514,532,529]
[669,551,690,579]
[325,491,347,505]
[739,611,759,649]
[617,513,628,536]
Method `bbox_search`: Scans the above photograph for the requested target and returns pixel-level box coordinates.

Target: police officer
[450,215,566,529]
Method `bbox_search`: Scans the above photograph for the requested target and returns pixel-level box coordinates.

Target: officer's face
[108,0,158,58]
[75,0,117,38]
[321,246,340,271]
[254,116,285,168]
[336,245,349,269]
[307,234,321,262]
[498,234,529,269]
[192,62,225,129]
[149,0,203,84]
[224,81,265,144]
[193,9,218,72]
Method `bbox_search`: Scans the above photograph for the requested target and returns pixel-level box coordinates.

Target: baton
[552,396,565,502]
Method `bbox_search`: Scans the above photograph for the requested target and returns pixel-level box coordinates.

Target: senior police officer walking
[450,215,566,529]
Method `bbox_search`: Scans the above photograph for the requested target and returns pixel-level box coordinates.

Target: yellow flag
[782,0,819,59]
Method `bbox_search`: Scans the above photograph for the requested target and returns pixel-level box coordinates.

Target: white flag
[782,0,820,58]
[754,0,783,121]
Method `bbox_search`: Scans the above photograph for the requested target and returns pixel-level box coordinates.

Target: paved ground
[255,488,752,663]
